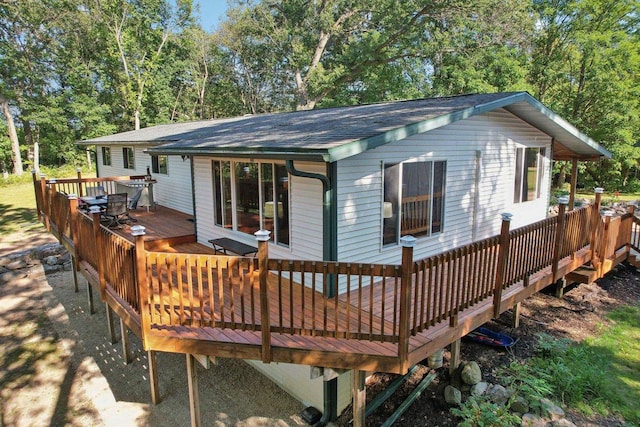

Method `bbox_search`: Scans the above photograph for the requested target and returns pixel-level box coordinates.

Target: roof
[80,92,611,162]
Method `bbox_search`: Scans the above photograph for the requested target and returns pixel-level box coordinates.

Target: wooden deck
[35,177,640,376]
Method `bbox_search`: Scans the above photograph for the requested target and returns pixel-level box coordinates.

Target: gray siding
[335,109,552,268]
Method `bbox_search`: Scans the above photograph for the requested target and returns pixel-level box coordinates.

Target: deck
[33,175,640,426]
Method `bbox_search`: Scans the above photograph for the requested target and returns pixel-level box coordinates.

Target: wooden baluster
[398,235,416,373]
[599,212,613,278]
[493,213,512,318]
[625,204,636,258]
[255,229,272,363]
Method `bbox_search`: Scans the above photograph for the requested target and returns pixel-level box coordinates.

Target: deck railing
[35,173,637,367]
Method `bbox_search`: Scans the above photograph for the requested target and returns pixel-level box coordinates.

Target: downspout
[285,159,338,425]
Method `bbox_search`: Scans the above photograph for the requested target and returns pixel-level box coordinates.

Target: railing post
[599,212,613,278]
[92,210,107,300]
[590,187,604,267]
[32,170,42,222]
[493,213,512,318]
[76,168,83,197]
[552,197,568,282]
[68,194,80,292]
[399,235,416,373]
[132,226,151,348]
[626,204,636,257]
[41,175,50,231]
[255,229,272,364]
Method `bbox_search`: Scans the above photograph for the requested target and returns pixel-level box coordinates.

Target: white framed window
[151,155,168,174]
[514,147,545,203]
[383,160,446,246]
[101,147,111,166]
[123,147,135,169]
[212,160,290,247]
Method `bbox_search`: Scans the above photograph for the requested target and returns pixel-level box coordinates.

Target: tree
[530,0,640,189]
[89,0,196,130]
[0,93,22,175]
[218,0,534,111]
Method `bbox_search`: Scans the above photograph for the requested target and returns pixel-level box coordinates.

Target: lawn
[0,180,40,235]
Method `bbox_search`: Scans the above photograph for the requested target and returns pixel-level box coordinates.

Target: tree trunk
[0,95,23,175]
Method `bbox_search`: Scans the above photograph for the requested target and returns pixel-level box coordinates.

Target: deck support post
[71,257,79,293]
[148,350,161,404]
[493,213,512,318]
[105,303,117,344]
[512,302,521,328]
[255,230,272,363]
[590,188,604,269]
[76,168,83,197]
[352,370,366,427]
[399,236,416,373]
[449,340,461,374]
[120,318,132,364]
[554,277,567,299]
[552,198,568,283]
[32,171,42,222]
[86,278,95,314]
[186,354,201,427]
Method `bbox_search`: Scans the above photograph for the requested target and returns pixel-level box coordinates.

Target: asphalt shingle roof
[80,92,610,162]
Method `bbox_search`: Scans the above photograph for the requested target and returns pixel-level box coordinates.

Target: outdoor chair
[86,185,106,197]
[102,193,129,228]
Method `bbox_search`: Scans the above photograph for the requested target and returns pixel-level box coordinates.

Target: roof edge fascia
[326,92,529,162]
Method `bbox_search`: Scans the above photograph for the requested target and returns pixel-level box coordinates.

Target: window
[151,155,168,174]
[383,161,446,245]
[101,147,111,166]
[123,147,135,169]
[212,160,290,247]
[514,147,545,203]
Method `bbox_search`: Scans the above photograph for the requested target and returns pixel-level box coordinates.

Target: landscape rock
[537,397,565,420]
[444,385,462,405]
[470,381,488,396]
[486,383,511,405]
[44,256,59,266]
[461,361,482,385]
[521,413,548,427]
[510,395,529,414]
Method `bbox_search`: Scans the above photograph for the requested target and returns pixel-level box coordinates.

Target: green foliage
[451,396,521,427]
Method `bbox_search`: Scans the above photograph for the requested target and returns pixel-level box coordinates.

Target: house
[80,91,610,417]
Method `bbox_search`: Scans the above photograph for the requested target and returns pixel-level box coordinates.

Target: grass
[498,305,640,424]
[0,166,95,235]
[0,180,40,235]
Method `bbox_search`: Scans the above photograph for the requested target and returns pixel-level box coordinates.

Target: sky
[194,1,230,32]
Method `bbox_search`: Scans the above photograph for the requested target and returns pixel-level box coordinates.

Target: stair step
[566,266,599,284]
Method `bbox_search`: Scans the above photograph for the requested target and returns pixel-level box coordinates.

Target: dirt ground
[0,230,306,427]
[2,229,639,426]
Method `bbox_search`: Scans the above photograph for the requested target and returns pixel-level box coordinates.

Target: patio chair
[86,185,106,197]
[102,193,129,228]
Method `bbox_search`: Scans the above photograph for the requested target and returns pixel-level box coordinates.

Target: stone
[510,395,529,414]
[521,413,548,427]
[44,256,59,266]
[444,385,462,405]
[5,259,27,270]
[470,381,488,396]
[461,361,482,385]
[550,419,577,427]
[486,384,511,405]
[538,397,565,420]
